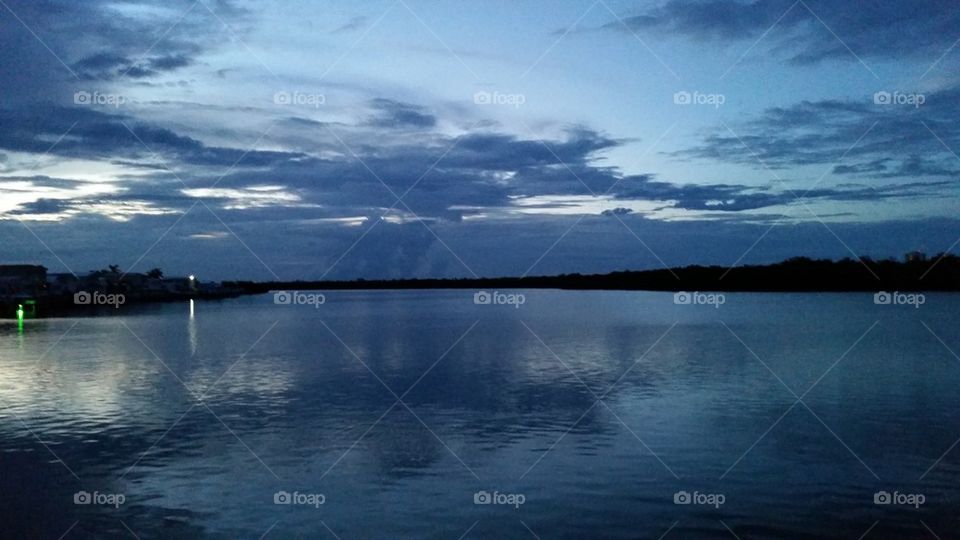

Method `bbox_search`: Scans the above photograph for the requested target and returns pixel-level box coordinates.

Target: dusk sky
[2,0,959,280]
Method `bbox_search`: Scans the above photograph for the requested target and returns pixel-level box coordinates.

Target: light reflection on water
[0,290,958,539]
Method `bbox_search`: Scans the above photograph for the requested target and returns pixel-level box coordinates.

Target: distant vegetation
[229,253,960,293]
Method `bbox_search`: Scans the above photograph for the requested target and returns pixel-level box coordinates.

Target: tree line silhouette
[229,253,960,293]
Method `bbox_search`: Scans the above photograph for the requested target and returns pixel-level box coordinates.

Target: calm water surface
[1,291,959,538]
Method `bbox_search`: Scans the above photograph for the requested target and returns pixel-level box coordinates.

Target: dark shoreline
[4,256,957,319]
[0,290,243,320]
[229,256,960,295]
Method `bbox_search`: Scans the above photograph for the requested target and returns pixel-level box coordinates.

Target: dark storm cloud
[72,52,195,80]
[149,54,193,71]
[447,128,620,170]
[0,106,306,168]
[4,96,937,228]
[614,176,950,212]
[674,85,960,180]
[207,123,787,218]
[363,99,437,129]
[206,117,948,220]
[601,0,960,64]
[9,198,69,216]
[0,0,245,105]
[605,0,798,41]
[73,53,130,71]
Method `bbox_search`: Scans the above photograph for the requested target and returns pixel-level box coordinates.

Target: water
[1,291,958,539]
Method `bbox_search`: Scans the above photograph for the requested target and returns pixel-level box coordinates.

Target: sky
[1,0,959,280]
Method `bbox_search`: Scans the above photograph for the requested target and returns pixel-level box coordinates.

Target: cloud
[72,52,195,80]
[363,99,437,129]
[0,106,306,169]
[12,198,69,215]
[600,0,960,65]
[4,93,943,230]
[1,0,954,280]
[0,0,246,105]
[673,84,960,181]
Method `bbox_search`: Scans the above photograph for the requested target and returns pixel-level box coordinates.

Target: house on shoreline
[0,265,241,318]
[0,265,48,299]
